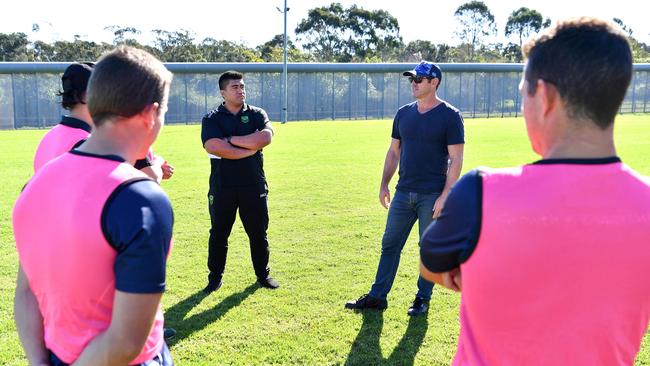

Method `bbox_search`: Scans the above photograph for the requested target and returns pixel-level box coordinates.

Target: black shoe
[407,296,429,317]
[163,327,176,341]
[345,294,387,310]
[202,280,222,294]
[258,276,280,289]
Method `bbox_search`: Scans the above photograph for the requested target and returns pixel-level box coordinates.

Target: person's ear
[537,79,560,118]
[139,103,159,129]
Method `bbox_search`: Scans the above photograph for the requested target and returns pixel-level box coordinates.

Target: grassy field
[1,115,649,365]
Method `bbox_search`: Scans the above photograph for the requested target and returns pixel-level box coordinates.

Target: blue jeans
[369,190,439,301]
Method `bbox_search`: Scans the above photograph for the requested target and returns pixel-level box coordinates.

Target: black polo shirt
[201,103,272,189]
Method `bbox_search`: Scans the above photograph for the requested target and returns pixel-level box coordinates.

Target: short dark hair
[219,70,243,90]
[58,62,94,110]
[87,46,173,126]
[523,17,632,129]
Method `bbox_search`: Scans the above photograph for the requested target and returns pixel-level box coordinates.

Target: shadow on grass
[344,311,428,366]
[164,283,259,347]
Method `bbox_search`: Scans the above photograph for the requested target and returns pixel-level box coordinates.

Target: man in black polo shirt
[201,70,278,293]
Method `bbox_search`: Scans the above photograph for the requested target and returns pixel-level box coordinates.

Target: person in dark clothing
[201,70,278,293]
[345,61,465,316]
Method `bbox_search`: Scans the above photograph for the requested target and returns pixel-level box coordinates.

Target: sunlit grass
[1,115,648,365]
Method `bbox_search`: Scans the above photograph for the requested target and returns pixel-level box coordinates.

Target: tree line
[1,1,649,63]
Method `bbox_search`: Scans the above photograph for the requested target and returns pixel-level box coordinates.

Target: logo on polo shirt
[241,115,249,123]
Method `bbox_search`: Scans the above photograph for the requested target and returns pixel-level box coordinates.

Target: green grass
[1,115,649,365]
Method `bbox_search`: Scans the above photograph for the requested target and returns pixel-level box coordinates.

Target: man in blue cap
[345,61,465,316]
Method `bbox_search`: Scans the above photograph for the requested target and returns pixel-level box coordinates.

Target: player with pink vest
[33,62,175,182]
[420,18,650,365]
[33,62,94,173]
[14,46,175,365]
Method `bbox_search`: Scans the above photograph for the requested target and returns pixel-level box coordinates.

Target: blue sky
[2,0,648,47]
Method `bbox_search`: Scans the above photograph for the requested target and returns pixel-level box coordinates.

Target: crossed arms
[204,129,272,160]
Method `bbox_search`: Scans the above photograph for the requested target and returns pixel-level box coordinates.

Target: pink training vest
[454,162,650,366]
[14,152,165,364]
[33,124,90,172]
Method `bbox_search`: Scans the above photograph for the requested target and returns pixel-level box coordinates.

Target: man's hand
[419,262,462,292]
[432,192,448,219]
[379,185,391,209]
[161,161,174,180]
[441,267,462,292]
[71,291,162,365]
[14,265,49,366]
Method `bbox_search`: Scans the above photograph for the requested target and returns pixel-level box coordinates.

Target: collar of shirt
[531,156,621,165]
[69,149,126,163]
[60,115,92,133]
[217,102,249,116]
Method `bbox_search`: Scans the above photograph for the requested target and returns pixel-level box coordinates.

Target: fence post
[643,71,650,113]
[500,73,505,118]
[33,75,43,127]
[380,74,385,119]
[331,72,335,120]
[397,75,401,111]
[348,73,352,120]
[183,75,189,125]
[630,71,637,113]
[203,73,208,119]
[486,73,491,118]
[11,74,18,129]
[472,73,477,118]
[514,74,520,118]
[365,73,368,120]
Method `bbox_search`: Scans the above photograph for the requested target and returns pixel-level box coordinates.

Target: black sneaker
[345,294,387,310]
[202,280,222,294]
[407,296,429,317]
[258,276,280,289]
[163,327,177,341]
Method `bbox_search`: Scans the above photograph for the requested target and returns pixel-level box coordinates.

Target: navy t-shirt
[201,103,272,189]
[392,101,464,194]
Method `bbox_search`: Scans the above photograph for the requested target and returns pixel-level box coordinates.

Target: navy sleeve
[201,114,224,145]
[102,179,174,293]
[420,169,482,272]
[134,156,152,170]
[391,111,401,140]
[446,110,465,145]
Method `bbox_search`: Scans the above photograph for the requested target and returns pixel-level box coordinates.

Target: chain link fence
[1,62,648,129]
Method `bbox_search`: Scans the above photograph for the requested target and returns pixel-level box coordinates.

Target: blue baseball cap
[403,61,442,80]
